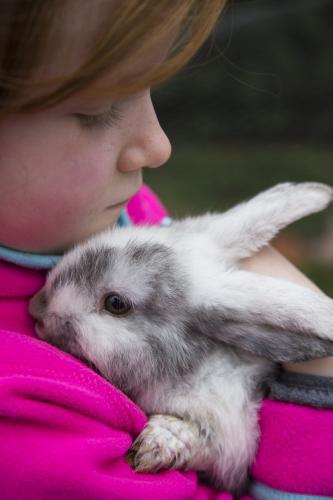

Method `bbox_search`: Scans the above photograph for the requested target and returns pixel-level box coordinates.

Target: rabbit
[29,182,333,495]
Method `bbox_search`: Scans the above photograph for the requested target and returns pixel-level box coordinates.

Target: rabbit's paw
[127,414,199,473]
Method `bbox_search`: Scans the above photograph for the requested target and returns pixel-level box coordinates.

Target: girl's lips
[105,185,141,210]
[105,199,129,210]
[106,187,140,210]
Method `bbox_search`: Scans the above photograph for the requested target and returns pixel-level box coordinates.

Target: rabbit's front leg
[127,354,263,493]
[127,414,204,473]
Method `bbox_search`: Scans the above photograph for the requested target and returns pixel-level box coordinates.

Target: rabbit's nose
[29,288,48,320]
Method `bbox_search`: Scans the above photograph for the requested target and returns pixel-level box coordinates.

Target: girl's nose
[117,95,171,173]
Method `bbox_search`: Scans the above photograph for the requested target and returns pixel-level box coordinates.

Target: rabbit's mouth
[35,314,81,355]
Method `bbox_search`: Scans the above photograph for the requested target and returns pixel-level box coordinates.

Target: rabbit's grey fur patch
[30,182,333,495]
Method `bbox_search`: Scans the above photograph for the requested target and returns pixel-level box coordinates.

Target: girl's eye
[74,105,122,130]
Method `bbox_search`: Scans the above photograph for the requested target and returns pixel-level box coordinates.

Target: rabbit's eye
[104,293,132,316]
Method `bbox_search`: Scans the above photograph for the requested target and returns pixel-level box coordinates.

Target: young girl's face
[0,89,171,254]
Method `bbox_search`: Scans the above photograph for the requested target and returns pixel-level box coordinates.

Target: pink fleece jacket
[0,185,332,499]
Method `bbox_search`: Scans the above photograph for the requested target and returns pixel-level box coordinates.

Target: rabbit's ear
[188,270,333,362]
[180,183,332,262]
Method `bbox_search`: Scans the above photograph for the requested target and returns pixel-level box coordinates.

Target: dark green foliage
[154,0,333,143]
[303,263,333,297]
[145,144,333,227]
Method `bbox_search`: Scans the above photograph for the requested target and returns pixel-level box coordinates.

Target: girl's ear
[188,270,333,363]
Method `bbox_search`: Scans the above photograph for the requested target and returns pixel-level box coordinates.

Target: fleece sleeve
[0,330,235,500]
[269,369,333,408]
[250,398,333,496]
[248,370,333,496]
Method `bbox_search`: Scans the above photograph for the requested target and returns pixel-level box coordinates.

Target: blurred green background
[145,0,333,296]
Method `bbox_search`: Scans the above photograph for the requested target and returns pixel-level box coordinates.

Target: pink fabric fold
[251,399,333,495]
[126,184,169,225]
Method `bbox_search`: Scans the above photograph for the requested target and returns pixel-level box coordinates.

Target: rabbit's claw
[127,414,198,473]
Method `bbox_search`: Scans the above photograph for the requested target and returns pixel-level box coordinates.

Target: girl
[0,1,332,498]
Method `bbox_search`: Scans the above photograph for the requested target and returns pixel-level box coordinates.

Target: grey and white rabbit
[29,183,333,494]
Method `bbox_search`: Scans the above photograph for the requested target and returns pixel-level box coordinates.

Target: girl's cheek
[69,155,112,185]
[63,157,114,207]
[46,141,113,193]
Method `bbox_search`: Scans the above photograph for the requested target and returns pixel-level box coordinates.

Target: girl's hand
[241,245,333,376]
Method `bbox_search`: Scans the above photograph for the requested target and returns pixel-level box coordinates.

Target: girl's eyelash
[74,105,122,130]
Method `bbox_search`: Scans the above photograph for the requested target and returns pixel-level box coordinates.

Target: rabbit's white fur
[30,183,333,494]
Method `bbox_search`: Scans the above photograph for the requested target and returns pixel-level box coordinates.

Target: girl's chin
[12,206,126,254]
